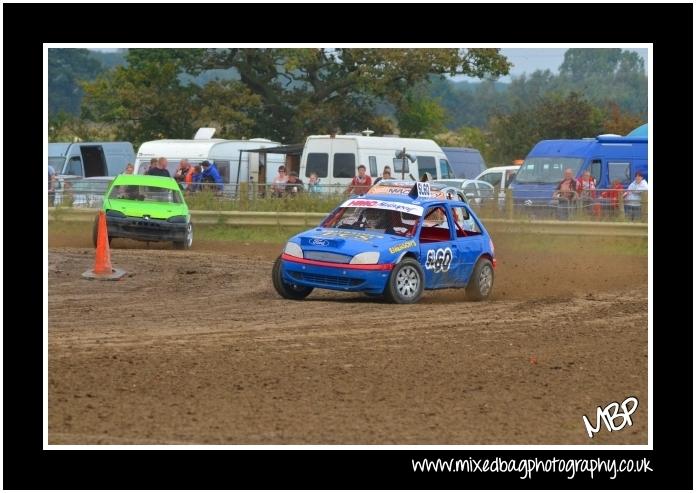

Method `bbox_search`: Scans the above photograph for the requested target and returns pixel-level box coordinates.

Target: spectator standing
[200,160,223,192]
[307,171,320,193]
[374,166,392,185]
[553,168,578,220]
[146,157,171,177]
[623,172,648,221]
[174,159,194,189]
[123,163,135,174]
[271,165,289,197]
[346,165,372,195]
[600,179,624,216]
[285,171,304,195]
[576,169,597,215]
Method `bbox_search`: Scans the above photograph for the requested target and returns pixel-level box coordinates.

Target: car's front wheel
[173,222,193,250]
[383,258,424,304]
[466,257,494,301]
[272,256,313,300]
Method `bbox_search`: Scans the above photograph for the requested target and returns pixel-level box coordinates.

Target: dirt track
[48,236,648,444]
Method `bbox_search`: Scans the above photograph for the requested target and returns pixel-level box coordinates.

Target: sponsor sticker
[341,199,424,216]
[388,240,417,254]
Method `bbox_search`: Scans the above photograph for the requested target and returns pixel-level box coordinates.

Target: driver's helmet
[364,208,384,228]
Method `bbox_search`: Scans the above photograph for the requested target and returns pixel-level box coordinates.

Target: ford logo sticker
[309,238,329,246]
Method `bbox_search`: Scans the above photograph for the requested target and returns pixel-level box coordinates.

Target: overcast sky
[90,47,649,82]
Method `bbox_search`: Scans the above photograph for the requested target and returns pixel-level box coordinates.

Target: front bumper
[280,253,393,293]
[106,215,188,242]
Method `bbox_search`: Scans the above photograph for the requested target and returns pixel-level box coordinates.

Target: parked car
[272,182,496,304]
[441,147,487,179]
[96,174,193,249]
[432,179,496,207]
[475,165,521,207]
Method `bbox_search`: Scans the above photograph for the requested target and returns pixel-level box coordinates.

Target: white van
[48,141,135,177]
[298,133,455,192]
[132,129,284,187]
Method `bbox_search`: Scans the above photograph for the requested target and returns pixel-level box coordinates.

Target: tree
[489,92,604,163]
[81,51,262,146]
[601,102,644,136]
[48,49,104,116]
[434,126,494,164]
[396,93,448,138]
[175,48,511,142]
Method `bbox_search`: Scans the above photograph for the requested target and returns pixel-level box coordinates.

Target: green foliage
[396,93,448,138]
[48,49,104,116]
[433,127,494,164]
[81,50,262,145]
[488,92,604,162]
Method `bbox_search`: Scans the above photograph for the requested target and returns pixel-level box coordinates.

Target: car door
[418,205,457,288]
[463,182,479,206]
[448,204,484,286]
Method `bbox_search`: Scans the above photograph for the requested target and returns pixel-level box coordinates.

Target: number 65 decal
[425,247,453,273]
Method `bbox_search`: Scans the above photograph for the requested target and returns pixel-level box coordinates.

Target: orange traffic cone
[82,211,126,280]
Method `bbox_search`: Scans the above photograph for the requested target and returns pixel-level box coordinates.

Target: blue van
[442,147,487,179]
[510,135,648,210]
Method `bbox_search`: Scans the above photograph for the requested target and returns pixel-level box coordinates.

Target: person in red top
[576,169,597,215]
[346,164,373,195]
[600,178,624,216]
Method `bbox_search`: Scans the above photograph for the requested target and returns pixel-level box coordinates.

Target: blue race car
[272,182,496,304]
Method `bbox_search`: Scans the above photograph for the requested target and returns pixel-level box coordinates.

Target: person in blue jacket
[200,160,223,192]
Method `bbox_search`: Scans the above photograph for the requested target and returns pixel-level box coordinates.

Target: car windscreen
[109,185,182,203]
[321,207,420,237]
[514,157,584,184]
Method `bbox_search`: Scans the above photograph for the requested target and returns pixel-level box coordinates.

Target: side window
[608,161,631,185]
[423,206,449,228]
[480,172,502,187]
[478,182,494,198]
[65,156,83,176]
[506,170,517,187]
[417,156,437,179]
[590,159,602,183]
[451,206,481,237]
[333,153,355,178]
[368,156,378,177]
[306,153,328,178]
[439,159,454,179]
[463,182,477,197]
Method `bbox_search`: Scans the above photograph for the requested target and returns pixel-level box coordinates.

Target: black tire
[466,258,494,301]
[173,222,193,250]
[383,258,424,304]
[92,215,112,248]
[272,256,313,300]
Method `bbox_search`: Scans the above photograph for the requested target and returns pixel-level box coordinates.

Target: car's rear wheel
[173,222,193,250]
[383,258,424,304]
[466,258,494,301]
[272,256,313,300]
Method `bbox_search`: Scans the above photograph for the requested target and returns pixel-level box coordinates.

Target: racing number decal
[425,248,453,273]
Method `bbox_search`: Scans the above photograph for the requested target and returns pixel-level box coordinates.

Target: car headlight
[350,251,380,264]
[167,215,188,223]
[284,241,303,258]
[105,209,125,217]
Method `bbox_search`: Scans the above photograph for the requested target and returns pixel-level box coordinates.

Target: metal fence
[48,181,648,223]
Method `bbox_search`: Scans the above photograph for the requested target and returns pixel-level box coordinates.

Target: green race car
[94,174,193,249]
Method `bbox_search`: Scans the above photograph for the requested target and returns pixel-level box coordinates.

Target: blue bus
[510,134,648,211]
